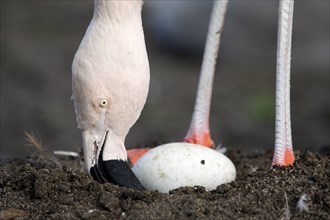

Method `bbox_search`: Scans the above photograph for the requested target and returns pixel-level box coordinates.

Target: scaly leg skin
[184,127,214,148]
[272,146,295,166]
[272,0,295,166]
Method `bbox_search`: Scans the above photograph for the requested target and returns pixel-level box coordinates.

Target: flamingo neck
[93,0,143,23]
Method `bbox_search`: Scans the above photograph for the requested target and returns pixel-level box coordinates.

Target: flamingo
[71,0,295,190]
[72,0,148,189]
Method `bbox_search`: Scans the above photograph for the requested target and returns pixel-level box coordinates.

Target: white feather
[297,194,310,213]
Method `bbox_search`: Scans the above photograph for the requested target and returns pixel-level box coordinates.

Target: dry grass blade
[25,132,61,167]
[281,191,291,220]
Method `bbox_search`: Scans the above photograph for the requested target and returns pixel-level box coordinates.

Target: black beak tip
[91,159,144,190]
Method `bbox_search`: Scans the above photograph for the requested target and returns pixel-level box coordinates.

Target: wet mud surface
[1,150,329,219]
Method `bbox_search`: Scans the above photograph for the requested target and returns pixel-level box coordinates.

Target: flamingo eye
[99,99,109,108]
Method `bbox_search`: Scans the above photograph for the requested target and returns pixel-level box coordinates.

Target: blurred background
[1,0,329,159]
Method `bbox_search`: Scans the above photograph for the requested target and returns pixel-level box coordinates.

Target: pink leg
[272,0,295,166]
[184,0,228,148]
[184,125,214,148]
[272,146,295,166]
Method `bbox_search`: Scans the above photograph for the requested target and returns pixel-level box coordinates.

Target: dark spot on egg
[201,160,205,165]
[160,173,166,178]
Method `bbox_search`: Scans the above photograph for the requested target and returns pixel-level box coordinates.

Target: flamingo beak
[82,130,144,190]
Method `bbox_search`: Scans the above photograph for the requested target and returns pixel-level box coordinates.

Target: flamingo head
[71,0,149,189]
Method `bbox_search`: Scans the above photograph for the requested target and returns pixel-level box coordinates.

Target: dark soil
[0,150,329,220]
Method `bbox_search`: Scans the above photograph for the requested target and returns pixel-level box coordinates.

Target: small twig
[246,163,258,174]
[25,132,61,167]
[53,151,79,158]
[281,191,291,220]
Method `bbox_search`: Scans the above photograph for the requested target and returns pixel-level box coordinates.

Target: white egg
[132,142,236,193]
